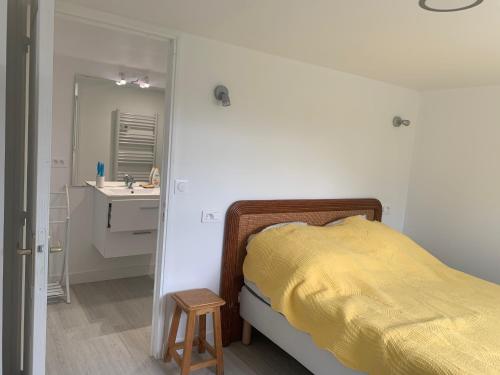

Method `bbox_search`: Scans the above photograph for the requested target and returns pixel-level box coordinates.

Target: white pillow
[325,214,367,227]
[247,221,307,247]
[261,221,308,232]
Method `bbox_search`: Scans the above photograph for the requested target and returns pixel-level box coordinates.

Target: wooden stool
[164,289,225,375]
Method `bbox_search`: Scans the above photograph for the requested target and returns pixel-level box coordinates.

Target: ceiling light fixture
[419,0,483,12]
[139,76,150,89]
[116,72,127,86]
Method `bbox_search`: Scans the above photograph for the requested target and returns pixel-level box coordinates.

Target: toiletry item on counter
[151,167,160,187]
[96,176,105,188]
[96,161,105,188]
[149,167,155,184]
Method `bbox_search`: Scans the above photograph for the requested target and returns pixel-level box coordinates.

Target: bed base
[239,287,362,375]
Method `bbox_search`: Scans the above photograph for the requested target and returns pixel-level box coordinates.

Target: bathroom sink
[91,183,160,258]
[98,186,160,197]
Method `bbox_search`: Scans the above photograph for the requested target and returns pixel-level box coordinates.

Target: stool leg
[213,307,224,375]
[198,314,206,353]
[164,305,182,362]
[181,311,197,375]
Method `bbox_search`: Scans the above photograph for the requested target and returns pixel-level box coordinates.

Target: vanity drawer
[98,229,158,258]
[109,198,159,232]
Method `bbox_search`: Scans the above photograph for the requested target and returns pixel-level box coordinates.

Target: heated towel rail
[111,110,159,182]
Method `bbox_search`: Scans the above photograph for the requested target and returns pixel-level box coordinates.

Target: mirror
[72,75,165,186]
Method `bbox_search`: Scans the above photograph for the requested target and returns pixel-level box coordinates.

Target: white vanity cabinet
[92,186,160,258]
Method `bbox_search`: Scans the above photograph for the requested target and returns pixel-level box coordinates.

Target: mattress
[244,277,271,305]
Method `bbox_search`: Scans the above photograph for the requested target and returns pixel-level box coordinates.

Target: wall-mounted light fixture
[393,116,411,127]
[419,0,483,12]
[116,73,151,89]
[214,85,231,107]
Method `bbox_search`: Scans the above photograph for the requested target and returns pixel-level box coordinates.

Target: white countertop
[86,181,160,198]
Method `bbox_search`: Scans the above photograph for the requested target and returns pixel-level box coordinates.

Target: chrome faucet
[124,174,135,189]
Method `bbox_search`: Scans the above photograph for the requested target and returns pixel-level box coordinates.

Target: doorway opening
[45,11,175,374]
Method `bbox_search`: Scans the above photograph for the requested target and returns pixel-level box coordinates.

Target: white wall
[162,33,420,297]
[405,86,500,284]
[0,0,7,369]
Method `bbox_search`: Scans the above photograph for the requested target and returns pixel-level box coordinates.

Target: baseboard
[49,264,155,285]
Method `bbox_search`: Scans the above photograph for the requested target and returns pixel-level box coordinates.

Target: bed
[219,198,500,375]
[219,199,381,374]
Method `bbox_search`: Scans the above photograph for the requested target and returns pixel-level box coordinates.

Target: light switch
[174,179,189,194]
[201,210,222,223]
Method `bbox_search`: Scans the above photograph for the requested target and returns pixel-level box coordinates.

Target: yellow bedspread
[243,216,500,375]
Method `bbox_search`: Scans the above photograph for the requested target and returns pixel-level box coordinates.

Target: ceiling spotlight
[419,0,483,12]
[139,76,150,89]
[116,72,127,86]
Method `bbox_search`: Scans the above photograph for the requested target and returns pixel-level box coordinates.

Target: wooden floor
[47,276,311,375]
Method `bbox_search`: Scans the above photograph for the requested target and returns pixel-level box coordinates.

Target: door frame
[54,2,179,358]
[0,0,7,370]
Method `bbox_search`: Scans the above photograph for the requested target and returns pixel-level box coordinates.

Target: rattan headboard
[219,198,382,345]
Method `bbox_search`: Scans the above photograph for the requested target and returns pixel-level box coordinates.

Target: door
[3,0,53,374]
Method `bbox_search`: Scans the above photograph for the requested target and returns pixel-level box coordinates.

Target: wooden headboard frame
[219,198,382,346]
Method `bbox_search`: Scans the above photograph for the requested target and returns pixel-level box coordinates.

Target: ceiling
[59,0,500,90]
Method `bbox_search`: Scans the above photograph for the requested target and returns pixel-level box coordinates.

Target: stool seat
[173,288,225,311]
[165,289,226,375]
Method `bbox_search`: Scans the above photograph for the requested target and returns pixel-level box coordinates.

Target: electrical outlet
[174,179,189,194]
[52,158,67,168]
[383,205,391,215]
[201,210,222,223]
